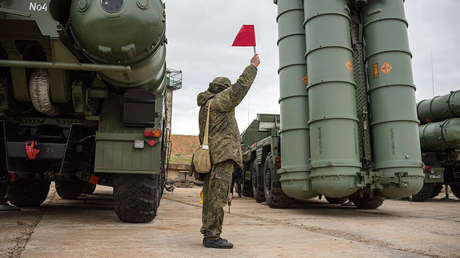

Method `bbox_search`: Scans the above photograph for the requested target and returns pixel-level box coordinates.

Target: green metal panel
[94,94,162,174]
[417,90,460,124]
[241,114,279,155]
[0,0,59,38]
[420,118,460,152]
[364,0,423,198]
[304,0,361,198]
[241,119,269,153]
[95,133,161,174]
[10,67,30,102]
[49,39,76,103]
[275,0,313,200]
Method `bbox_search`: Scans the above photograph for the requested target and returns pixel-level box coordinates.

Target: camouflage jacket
[197,65,258,167]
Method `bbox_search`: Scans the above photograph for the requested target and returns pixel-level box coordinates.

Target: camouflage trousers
[200,160,234,240]
[0,183,7,203]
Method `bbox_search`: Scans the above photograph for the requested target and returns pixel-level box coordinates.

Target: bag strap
[202,99,213,149]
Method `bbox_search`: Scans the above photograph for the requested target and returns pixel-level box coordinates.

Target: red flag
[232,25,256,47]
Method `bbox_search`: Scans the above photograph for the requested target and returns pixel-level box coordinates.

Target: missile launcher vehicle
[241,0,425,209]
[0,0,170,222]
[412,91,460,201]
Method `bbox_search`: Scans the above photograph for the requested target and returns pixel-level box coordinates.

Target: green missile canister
[364,0,423,198]
[420,118,460,152]
[417,90,460,124]
[275,0,314,200]
[304,0,361,198]
[70,0,166,92]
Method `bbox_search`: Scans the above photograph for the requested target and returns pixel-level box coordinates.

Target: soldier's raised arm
[212,54,260,112]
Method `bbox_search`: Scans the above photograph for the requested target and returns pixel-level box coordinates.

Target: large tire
[251,161,265,203]
[410,183,437,202]
[450,183,460,199]
[8,180,50,207]
[263,153,291,208]
[325,197,348,205]
[242,165,253,197]
[350,195,384,209]
[55,179,84,200]
[82,183,96,195]
[114,174,160,223]
[156,172,164,209]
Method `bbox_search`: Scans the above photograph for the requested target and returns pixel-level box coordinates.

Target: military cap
[208,77,231,93]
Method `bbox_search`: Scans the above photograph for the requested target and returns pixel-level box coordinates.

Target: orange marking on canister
[346,60,353,72]
[373,64,379,78]
[381,62,393,74]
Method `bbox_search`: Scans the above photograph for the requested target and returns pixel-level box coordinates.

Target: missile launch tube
[275,0,314,200]
[304,0,361,198]
[417,90,460,124]
[70,0,166,92]
[364,0,423,198]
[420,118,460,152]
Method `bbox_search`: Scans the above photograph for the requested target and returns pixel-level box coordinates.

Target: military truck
[411,91,460,201]
[243,0,425,209]
[0,0,169,222]
[240,114,294,207]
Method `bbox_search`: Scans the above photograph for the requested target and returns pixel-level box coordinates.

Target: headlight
[101,0,124,13]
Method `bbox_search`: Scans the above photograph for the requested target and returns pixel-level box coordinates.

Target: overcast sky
[165,0,460,136]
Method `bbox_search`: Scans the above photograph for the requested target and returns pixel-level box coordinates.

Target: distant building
[167,135,200,185]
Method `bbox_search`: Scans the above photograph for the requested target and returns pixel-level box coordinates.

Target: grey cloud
[166,0,459,135]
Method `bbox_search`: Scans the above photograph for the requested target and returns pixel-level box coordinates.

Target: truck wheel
[350,195,384,209]
[450,183,460,199]
[251,161,265,203]
[409,183,436,202]
[55,179,84,200]
[242,165,253,197]
[8,180,50,207]
[263,153,291,208]
[156,172,164,209]
[325,197,348,205]
[82,183,96,195]
[114,174,160,223]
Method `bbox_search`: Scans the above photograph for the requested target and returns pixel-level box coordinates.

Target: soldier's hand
[250,54,260,67]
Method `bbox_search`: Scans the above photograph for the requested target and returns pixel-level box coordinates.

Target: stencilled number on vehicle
[29,2,48,12]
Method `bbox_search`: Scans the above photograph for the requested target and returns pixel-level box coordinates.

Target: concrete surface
[0,185,459,258]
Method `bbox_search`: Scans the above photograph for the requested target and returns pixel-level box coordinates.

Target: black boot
[341,200,355,207]
[203,238,233,249]
[0,183,19,211]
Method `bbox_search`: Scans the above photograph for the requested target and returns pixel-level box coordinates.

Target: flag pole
[253,46,256,55]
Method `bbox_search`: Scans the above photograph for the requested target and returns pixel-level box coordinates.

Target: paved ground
[0,185,459,258]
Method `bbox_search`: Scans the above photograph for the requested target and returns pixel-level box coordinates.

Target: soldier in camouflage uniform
[197,54,260,249]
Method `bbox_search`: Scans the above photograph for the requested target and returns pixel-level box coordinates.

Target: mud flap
[58,123,79,176]
[58,124,95,180]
